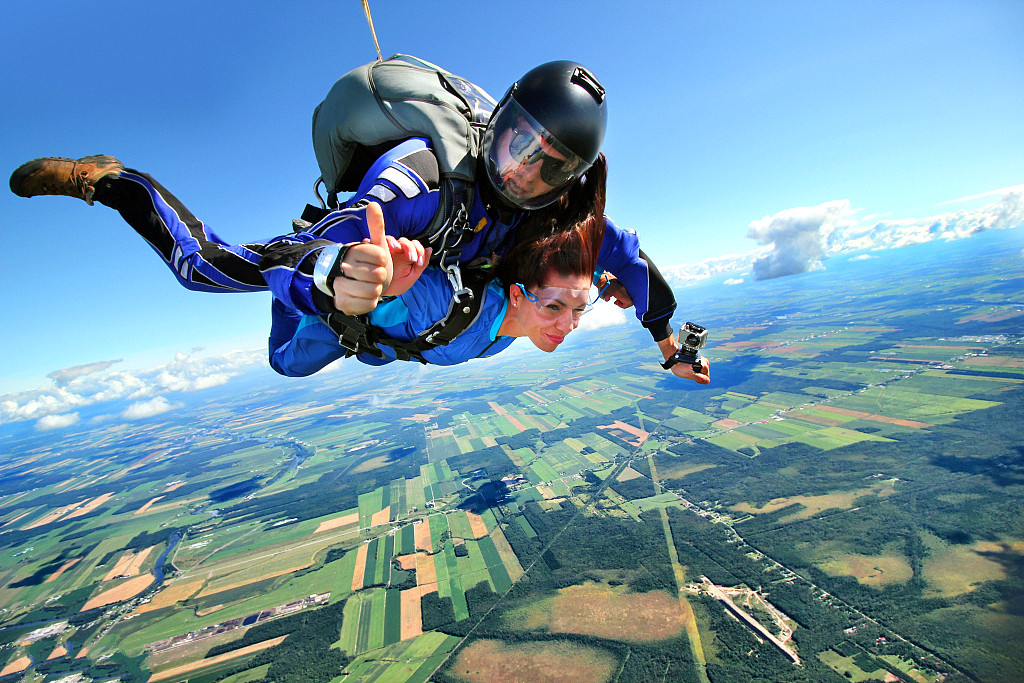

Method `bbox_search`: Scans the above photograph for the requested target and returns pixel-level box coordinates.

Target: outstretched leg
[11,156,271,293]
[95,169,270,292]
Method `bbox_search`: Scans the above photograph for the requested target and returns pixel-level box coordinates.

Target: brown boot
[10,155,124,205]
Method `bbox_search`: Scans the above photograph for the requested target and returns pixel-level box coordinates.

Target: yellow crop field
[82,575,154,611]
[817,552,913,586]
[506,582,685,643]
[451,639,618,683]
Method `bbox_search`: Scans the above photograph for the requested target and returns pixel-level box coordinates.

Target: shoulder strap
[420,178,472,249]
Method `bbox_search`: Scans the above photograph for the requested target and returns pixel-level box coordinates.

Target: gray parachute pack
[312,54,495,220]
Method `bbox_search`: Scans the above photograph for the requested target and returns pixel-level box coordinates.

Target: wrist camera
[664,321,707,373]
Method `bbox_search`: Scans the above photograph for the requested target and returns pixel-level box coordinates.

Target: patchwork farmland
[1,231,1022,682]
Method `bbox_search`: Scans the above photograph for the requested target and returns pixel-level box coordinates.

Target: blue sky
[1,1,1022,416]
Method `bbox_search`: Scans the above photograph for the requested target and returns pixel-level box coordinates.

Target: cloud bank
[661,186,1023,287]
[47,360,123,387]
[2,347,265,429]
[836,188,1024,253]
[660,252,765,287]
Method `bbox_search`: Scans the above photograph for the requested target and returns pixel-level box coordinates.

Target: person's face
[493,120,573,201]
[509,271,592,353]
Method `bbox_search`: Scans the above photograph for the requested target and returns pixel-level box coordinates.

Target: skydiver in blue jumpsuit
[9,60,710,384]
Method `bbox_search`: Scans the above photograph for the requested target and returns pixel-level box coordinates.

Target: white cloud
[122,396,181,420]
[84,372,150,403]
[152,350,262,393]
[937,183,1024,206]
[1,387,88,422]
[747,200,858,280]
[660,251,762,287]
[724,277,744,285]
[47,360,122,386]
[35,412,80,431]
[829,188,1024,255]
[192,374,234,390]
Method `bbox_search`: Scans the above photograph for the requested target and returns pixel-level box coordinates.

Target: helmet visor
[483,99,590,210]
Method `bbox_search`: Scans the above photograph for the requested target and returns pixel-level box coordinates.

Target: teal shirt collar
[489,282,509,341]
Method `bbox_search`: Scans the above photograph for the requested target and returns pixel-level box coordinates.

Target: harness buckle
[443,261,470,300]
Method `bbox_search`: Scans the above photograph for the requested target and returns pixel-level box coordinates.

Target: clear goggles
[515,281,609,321]
[483,99,590,210]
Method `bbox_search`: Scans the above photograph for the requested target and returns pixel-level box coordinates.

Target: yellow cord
[361,0,384,62]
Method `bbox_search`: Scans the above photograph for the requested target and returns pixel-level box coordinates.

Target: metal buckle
[433,203,470,255]
[442,261,469,301]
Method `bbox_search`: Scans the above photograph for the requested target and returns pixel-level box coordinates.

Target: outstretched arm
[596,221,709,384]
[596,221,676,337]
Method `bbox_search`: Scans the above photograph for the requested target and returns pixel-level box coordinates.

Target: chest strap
[321,265,495,364]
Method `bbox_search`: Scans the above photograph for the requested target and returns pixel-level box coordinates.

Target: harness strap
[322,310,384,359]
[321,266,494,364]
[421,178,476,271]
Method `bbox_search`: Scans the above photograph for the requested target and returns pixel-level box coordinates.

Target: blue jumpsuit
[267,270,514,376]
[91,137,677,344]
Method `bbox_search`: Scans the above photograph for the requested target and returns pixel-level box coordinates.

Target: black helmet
[482,61,608,210]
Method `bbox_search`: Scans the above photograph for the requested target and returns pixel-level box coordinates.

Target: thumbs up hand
[331,202,430,314]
